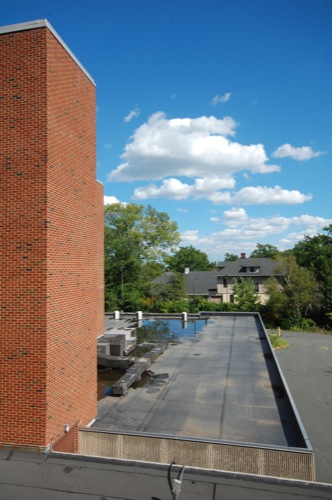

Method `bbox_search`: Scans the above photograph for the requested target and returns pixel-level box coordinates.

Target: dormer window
[249,267,259,273]
[239,266,260,273]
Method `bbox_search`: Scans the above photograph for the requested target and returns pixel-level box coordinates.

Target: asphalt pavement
[275,330,332,483]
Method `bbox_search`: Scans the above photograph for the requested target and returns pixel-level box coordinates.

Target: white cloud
[210,92,232,105]
[280,232,312,247]
[181,212,332,261]
[104,195,124,205]
[210,217,220,222]
[290,214,330,227]
[273,217,332,249]
[108,112,279,183]
[104,143,112,149]
[133,177,235,201]
[207,191,232,204]
[124,107,140,123]
[181,230,200,243]
[272,143,324,160]
[133,181,311,206]
[219,212,330,240]
[223,207,249,226]
[232,186,312,205]
[134,179,191,200]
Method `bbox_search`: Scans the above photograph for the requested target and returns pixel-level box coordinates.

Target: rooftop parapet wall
[79,429,315,481]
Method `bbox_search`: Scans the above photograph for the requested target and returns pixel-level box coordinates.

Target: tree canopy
[276,253,320,320]
[292,225,332,317]
[232,278,259,312]
[104,203,180,311]
[261,253,321,329]
[224,252,238,262]
[250,243,279,259]
[166,245,215,272]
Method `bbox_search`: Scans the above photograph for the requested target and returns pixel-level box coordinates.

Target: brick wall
[0,22,103,450]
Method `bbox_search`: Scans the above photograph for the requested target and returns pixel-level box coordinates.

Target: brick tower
[0,20,104,452]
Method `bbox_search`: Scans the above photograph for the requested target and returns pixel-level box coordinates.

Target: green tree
[104,203,180,311]
[261,277,288,326]
[224,252,238,262]
[166,245,214,272]
[274,253,321,326]
[250,243,279,259]
[152,272,188,313]
[152,272,186,306]
[232,278,259,312]
[292,225,332,319]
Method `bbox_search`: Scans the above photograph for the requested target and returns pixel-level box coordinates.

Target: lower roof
[95,313,310,450]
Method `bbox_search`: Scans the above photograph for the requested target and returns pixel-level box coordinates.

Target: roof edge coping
[0,19,95,86]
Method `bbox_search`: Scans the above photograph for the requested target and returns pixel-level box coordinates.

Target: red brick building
[0,20,104,452]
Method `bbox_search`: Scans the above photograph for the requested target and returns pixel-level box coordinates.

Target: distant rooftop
[216,257,279,277]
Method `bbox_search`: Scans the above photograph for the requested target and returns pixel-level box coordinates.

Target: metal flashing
[0,19,95,86]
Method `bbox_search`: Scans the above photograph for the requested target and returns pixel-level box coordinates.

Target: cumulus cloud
[133,181,311,206]
[124,107,140,123]
[104,195,123,205]
[210,92,232,105]
[220,211,331,237]
[232,186,312,205]
[133,177,235,201]
[134,179,191,201]
[108,112,279,183]
[182,211,332,261]
[181,230,200,243]
[272,143,324,160]
[223,207,249,226]
[278,222,330,247]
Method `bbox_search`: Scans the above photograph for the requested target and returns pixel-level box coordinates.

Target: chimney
[240,253,246,259]
[184,267,190,274]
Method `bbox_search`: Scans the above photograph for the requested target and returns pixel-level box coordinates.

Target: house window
[249,267,259,273]
[255,283,260,293]
[223,278,227,287]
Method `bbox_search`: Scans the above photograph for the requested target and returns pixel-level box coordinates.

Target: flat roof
[1,449,331,499]
[0,19,95,86]
[94,313,311,450]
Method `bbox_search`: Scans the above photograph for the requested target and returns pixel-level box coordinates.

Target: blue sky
[2,0,331,261]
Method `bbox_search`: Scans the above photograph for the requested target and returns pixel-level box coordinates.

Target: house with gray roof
[216,253,280,303]
[154,254,279,304]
